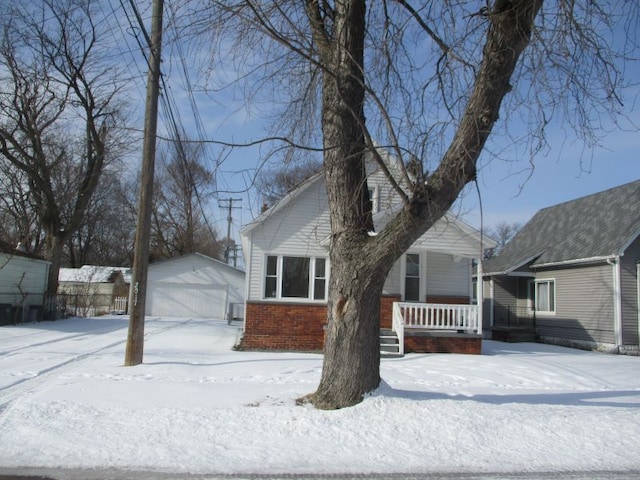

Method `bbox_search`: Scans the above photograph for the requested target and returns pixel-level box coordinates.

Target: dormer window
[368,186,379,214]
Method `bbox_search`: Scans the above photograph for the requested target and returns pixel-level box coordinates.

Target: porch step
[380,329,403,358]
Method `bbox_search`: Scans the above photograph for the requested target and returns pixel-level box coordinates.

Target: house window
[264,255,327,301]
[534,279,555,313]
[264,255,278,298]
[404,253,420,302]
[313,258,327,300]
[368,186,379,214]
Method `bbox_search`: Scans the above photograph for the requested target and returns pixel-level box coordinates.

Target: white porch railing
[391,303,405,356]
[391,302,481,353]
[111,296,128,314]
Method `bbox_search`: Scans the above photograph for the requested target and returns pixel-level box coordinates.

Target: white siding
[413,217,481,257]
[426,251,470,297]
[146,254,245,319]
[245,179,330,301]
[0,254,49,307]
[243,165,486,303]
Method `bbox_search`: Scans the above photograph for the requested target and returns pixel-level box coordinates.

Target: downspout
[636,262,639,348]
[489,278,495,330]
[607,257,623,349]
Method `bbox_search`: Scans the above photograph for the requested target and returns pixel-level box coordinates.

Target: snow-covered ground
[0,315,639,478]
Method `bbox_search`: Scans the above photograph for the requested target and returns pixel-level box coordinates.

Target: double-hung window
[264,255,328,301]
[404,253,420,302]
[534,279,556,314]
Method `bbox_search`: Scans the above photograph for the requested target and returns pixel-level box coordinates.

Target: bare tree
[0,1,130,301]
[150,137,224,261]
[64,170,137,268]
[256,158,323,207]
[194,1,638,408]
[485,221,522,259]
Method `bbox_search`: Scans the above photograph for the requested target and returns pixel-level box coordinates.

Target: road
[1,469,640,480]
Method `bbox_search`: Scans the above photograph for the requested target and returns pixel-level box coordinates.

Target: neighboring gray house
[482,180,640,354]
[0,241,50,324]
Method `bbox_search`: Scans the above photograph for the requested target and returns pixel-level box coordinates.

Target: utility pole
[125,0,164,366]
[219,197,241,264]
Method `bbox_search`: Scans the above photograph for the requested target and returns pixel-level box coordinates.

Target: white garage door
[146,283,227,318]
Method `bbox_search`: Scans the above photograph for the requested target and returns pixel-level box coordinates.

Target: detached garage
[146,253,245,319]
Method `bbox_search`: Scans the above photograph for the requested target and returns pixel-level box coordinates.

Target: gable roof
[59,266,128,283]
[0,240,48,261]
[484,179,640,274]
[148,252,245,275]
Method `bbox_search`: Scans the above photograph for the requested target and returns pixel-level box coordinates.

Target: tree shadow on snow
[376,382,640,408]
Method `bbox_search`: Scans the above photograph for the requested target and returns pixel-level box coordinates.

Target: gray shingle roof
[484,179,640,274]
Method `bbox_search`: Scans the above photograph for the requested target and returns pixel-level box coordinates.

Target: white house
[145,253,245,320]
[239,162,495,354]
[0,241,50,324]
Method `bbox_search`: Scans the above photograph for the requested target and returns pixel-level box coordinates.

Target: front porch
[387,302,483,355]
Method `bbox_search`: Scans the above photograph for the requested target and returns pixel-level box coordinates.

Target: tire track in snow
[0,317,194,417]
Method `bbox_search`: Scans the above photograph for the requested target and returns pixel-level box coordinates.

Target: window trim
[263,254,329,302]
[368,185,379,214]
[533,278,556,315]
[400,252,424,302]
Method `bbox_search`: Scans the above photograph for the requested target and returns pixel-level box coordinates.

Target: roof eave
[532,254,619,269]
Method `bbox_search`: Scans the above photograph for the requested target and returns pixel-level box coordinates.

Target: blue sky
[462,108,640,231]
[122,2,640,246]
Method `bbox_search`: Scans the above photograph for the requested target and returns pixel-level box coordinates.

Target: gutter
[533,254,618,269]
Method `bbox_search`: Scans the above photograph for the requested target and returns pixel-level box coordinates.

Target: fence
[493,305,535,329]
[46,293,128,318]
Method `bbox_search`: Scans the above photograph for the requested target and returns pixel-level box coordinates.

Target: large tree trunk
[303,0,543,409]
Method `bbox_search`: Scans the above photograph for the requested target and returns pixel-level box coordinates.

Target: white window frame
[533,278,556,315]
[263,255,329,302]
[400,252,424,302]
[368,185,379,214]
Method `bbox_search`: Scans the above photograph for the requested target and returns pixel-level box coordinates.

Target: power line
[218,197,242,264]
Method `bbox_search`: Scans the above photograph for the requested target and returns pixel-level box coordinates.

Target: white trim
[489,278,495,328]
[368,185,379,214]
[610,257,623,347]
[533,255,618,269]
[400,252,425,302]
[262,254,328,302]
[534,278,556,315]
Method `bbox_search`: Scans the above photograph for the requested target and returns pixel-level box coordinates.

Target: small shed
[0,241,50,324]
[58,266,130,316]
[146,253,245,320]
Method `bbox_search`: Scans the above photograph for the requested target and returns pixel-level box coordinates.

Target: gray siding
[535,263,615,344]
[0,254,49,307]
[620,236,640,345]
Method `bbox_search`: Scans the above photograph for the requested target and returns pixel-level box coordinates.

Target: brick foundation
[379,294,401,329]
[241,301,327,351]
[240,295,481,354]
[405,332,482,354]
